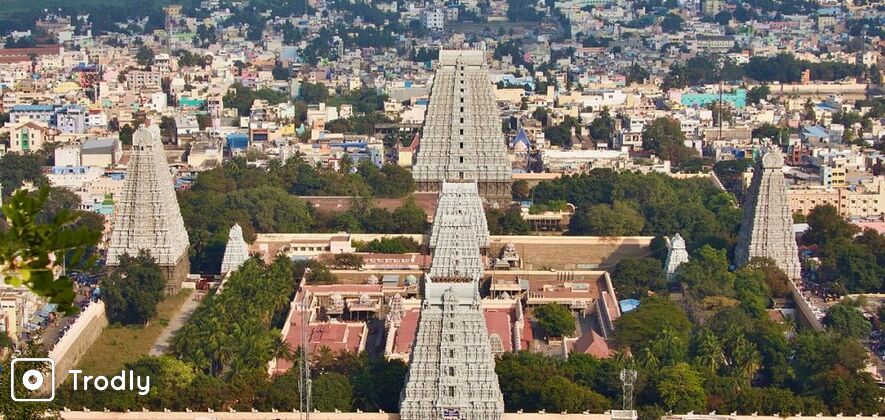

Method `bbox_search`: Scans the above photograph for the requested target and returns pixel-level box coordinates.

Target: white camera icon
[10,357,55,402]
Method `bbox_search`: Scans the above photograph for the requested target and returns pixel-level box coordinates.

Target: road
[149,291,202,356]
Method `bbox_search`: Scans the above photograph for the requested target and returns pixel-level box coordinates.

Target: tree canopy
[534,303,577,338]
[102,251,167,325]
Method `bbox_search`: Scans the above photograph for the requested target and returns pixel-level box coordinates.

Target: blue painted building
[681,89,747,109]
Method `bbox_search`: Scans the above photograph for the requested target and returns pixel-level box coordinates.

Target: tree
[299,81,329,103]
[612,257,666,299]
[330,253,364,269]
[641,117,695,167]
[535,303,576,338]
[824,302,872,338]
[0,153,48,197]
[539,376,611,413]
[569,200,644,236]
[747,85,771,105]
[626,63,650,85]
[803,204,859,247]
[312,373,353,412]
[744,257,791,298]
[102,251,166,325]
[353,236,420,253]
[676,246,736,299]
[119,124,135,145]
[486,208,531,235]
[588,108,615,141]
[614,296,692,350]
[511,180,531,201]
[661,13,684,33]
[0,188,100,314]
[654,362,706,413]
[174,258,297,377]
[734,265,772,318]
[136,46,155,67]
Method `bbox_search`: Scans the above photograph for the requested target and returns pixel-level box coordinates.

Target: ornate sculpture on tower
[735,148,802,279]
[413,50,512,205]
[106,125,190,293]
[399,182,505,420]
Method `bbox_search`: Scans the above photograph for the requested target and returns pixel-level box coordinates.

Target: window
[449,349,455,357]
[448,386,455,397]
[449,367,455,376]
[460,142,464,148]
[459,156,464,163]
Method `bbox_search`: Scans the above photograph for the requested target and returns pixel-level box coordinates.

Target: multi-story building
[6,120,49,153]
[789,176,885,219]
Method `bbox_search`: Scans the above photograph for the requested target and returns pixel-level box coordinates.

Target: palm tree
[730,337,762,385]
[638,346,660,371]
[693,329,725,374]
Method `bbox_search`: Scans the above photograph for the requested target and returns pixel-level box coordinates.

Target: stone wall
[48,301,108,386]
[488,236,654,271]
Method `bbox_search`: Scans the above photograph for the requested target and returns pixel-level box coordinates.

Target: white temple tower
[220,223,249,275]
[107,125,190,293]
[400,182,505,420]
[664,233,690,281]
[413,50,512,205]
[735,149,802,279]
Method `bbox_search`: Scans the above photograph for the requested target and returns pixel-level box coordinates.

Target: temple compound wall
[48,301,108,386]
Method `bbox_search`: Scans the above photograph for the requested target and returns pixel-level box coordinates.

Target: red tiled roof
[394,309,420,354]
[484,310,513,352]
[276,311,366,373]
[572,329,613,359]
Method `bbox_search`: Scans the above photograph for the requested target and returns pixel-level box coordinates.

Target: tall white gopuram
[664,233,690,281]
[220,223,249,275]
[735,149,802,279]
[107,125,190,292]
[413,50,511,204]
[400,182,505,420]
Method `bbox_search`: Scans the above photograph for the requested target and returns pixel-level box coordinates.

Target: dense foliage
[173,258,296,378]
[486,207,531,235]
[179,157,420,272]
[54,350,407,413]
[353,236,421,253]
[102,251,167,325]
[534,303,577,338]
[611,257,667,299]
[0,188,100,314]
[641,117,697,167]
[532,169,740,251]
[802,205,885,294]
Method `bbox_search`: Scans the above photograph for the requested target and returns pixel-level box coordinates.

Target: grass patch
[75,290,192,376]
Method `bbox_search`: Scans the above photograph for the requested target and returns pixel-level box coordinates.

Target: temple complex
[106,125,190,293]
[400,182,505,420]
[220,223,249,275]
[664,233,690,281]
[413,50,511,204]
[735,149,802,280]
